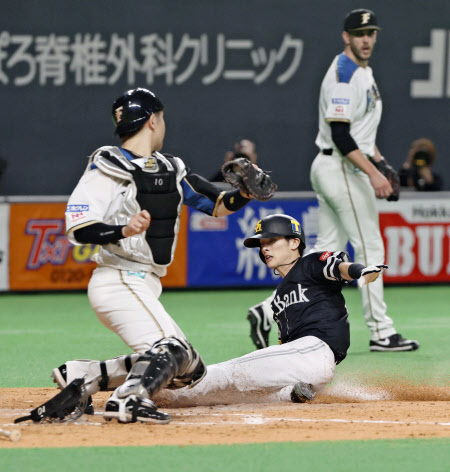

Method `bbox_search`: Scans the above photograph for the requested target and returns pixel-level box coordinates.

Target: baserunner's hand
[358,264,388,288]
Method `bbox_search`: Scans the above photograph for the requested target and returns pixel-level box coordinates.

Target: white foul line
[179,412,450,427]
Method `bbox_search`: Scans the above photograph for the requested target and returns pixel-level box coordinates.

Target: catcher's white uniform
[66,146,225,353]
[311,53,394,340]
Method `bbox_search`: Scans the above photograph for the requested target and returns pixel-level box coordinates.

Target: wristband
[348,263,366,279]
[222,189,251,211]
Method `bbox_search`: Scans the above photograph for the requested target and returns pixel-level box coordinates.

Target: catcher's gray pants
[173,336,335,400]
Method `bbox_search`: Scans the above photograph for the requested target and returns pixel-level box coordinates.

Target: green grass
[0,286,449,471]
[1,439,449,472]
[0,286,448,387]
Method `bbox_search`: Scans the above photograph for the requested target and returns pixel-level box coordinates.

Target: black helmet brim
[244,232,286,248]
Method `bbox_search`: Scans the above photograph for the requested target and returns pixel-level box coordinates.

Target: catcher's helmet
[244,214,306,263]
[112,88,164,137]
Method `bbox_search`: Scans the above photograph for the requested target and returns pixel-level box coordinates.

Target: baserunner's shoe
[51,363,95,415]
[247,304,271,349]
[104,395,171,424]
[370,333,420,352]
[290,381,316,403]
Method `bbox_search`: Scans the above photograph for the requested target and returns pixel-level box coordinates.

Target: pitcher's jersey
[270,251,351,363]
[315,53,382,157]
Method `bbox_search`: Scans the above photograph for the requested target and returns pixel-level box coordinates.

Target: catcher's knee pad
[139,337,194,397]
[151,337,206,388]
[116,337,206,399]
[168,341,206,389]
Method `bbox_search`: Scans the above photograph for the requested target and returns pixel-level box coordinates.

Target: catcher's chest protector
[104,153,182,265]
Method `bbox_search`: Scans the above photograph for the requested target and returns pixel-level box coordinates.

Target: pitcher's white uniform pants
[173,336,335,401]
[310,152,396,340]
[88,266,186,354]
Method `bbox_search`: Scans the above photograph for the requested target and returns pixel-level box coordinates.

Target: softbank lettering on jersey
[411,29,450,98]
[272,284,309,314]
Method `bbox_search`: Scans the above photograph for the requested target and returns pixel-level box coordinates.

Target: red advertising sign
[378,199,450,283]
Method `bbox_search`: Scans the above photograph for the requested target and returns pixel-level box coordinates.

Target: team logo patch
[255,220,262,233]
[332,98,349,105]
[66,205,89,212]
[144,157,159,172]
[334,105,344,115]
[70,212,86,221]
[361,12,371,24]
[290,219,301,233]
[320,251,333,261]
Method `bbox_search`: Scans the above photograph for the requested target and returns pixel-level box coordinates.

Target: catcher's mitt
[370,157,400,201]
[222,157,277,201]
[15,378,89,423]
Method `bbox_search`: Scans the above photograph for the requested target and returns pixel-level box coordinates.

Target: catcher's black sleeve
[73,223,125,245]
[184,173,222,201]
[330,121,358,156]
[182,172,223,216]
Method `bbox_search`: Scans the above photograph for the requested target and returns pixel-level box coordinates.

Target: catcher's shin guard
[115,337,206,399]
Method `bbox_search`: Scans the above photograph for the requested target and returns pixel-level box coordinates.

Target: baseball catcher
[222,157,277,201]
[43,87,277,425]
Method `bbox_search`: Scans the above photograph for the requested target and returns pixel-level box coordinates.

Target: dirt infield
[1,385,449,449]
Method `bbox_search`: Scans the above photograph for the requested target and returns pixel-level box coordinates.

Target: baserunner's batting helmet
[244,214,306,263]
[112,88,164,137]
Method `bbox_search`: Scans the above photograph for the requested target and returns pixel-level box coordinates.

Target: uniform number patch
[320,251,333,261]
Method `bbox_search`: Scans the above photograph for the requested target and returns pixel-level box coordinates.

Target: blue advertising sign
[187,199,320,287]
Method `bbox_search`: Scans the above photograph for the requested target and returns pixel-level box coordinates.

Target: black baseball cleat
[104,395,171,424]
[290,382,316,403]
[51,364,95,415]
[247,304,271,349]
[370,333,420,352]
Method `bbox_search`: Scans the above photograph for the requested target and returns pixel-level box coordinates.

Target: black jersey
[270,251,351,363]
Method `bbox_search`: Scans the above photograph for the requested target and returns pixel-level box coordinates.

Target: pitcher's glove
[370,157,400,201]
[14,378,89,423]
[222,157,277,201]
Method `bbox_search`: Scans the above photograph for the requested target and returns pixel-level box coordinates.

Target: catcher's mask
[244,214,306,264]
[112,88,164,138]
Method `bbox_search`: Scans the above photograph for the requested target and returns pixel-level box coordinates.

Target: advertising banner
[8,203,188,291]
[187,199,319,287]
[9,203,98,290]
[378,198,450,283]
[162,207,188,288]
[6,196,450,291]
[0,203,9,290]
